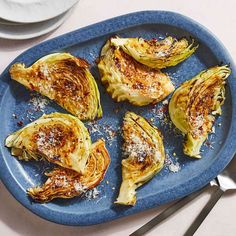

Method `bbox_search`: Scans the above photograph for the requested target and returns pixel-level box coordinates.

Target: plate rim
[0,0,79,24]
[0,10,236,226]
[0,7,74,40]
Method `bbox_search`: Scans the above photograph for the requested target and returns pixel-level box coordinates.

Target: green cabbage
[98,40,174,106]
[115,112,165,205]
[169,65,231,158]
[5,112,92,174]
[10,53,102,120]
[111,36,198,69]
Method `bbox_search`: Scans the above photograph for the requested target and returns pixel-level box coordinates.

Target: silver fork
[184,156,236,236]
[130,154,236,236]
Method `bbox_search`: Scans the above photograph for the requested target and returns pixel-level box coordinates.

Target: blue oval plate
[0,11,236,226]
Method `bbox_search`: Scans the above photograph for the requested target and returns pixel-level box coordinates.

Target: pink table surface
[1,1,236,235]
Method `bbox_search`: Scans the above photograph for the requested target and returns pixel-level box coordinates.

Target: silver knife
[184,155,236,236]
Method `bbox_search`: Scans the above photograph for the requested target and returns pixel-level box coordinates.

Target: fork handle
[184,187,225,236]
[129,184,210,236]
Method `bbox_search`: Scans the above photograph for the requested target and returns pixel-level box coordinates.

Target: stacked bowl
[0,0,79,39]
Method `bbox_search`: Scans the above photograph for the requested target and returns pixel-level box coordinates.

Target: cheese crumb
[74,182,87,193]
[162,99,169,105]
[165,154,181,173]
[85,187,100,200]
[123,132,161,162]
[168,162,180,173]
[29,95,49,112]
[211,126,215,134]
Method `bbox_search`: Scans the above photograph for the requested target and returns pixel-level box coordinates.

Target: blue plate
[0,11,236,226]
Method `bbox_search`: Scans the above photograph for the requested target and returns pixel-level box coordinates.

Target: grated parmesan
[165,154,181,173]
[211,126,216,134]
[168,162,181,173]
[156,51,168,57]
[29,95,49,112]
[74,182,87,193]
[54,176,68,188]
[84,187,100,200]
[86,121,117,146]
[162,99,169,105]
[40,64,51,80]
[123,132,161,162]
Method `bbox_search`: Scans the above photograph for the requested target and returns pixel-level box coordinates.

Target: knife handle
[129,184,211,236]
[184,187,225,236]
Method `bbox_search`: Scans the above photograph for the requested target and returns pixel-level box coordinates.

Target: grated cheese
[165,154,181,173]
[211,126,215,134]
[37,131,46,147]
[40,64,51,80]
[84,187,100,200]
[156,51,168,57]
[74,182,87,193]
[86,121,117,146]
[162,99,169,105]
[123,132,161,162]
[29,95,49,112]
[168,162,181,173]
[54,176,68,188]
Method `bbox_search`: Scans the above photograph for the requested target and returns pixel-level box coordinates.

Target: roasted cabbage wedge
[98,40,174,106]
[27,139,110,203]
[169,65,231,158]
[5,112,91,174]
[115,112,165,205]
[10,53,102,120]
[111,36,198,69]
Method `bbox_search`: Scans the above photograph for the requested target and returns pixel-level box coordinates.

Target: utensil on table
[130,154,236,236]
[184,155,236,236]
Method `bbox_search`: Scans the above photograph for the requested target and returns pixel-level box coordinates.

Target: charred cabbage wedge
[28,139,110,203]
[98,39,174,106]
[115,112,165,206]
[169,65,231,158]
[10,53,102,120]
[111,36,198,69]
[5,112,91,174]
